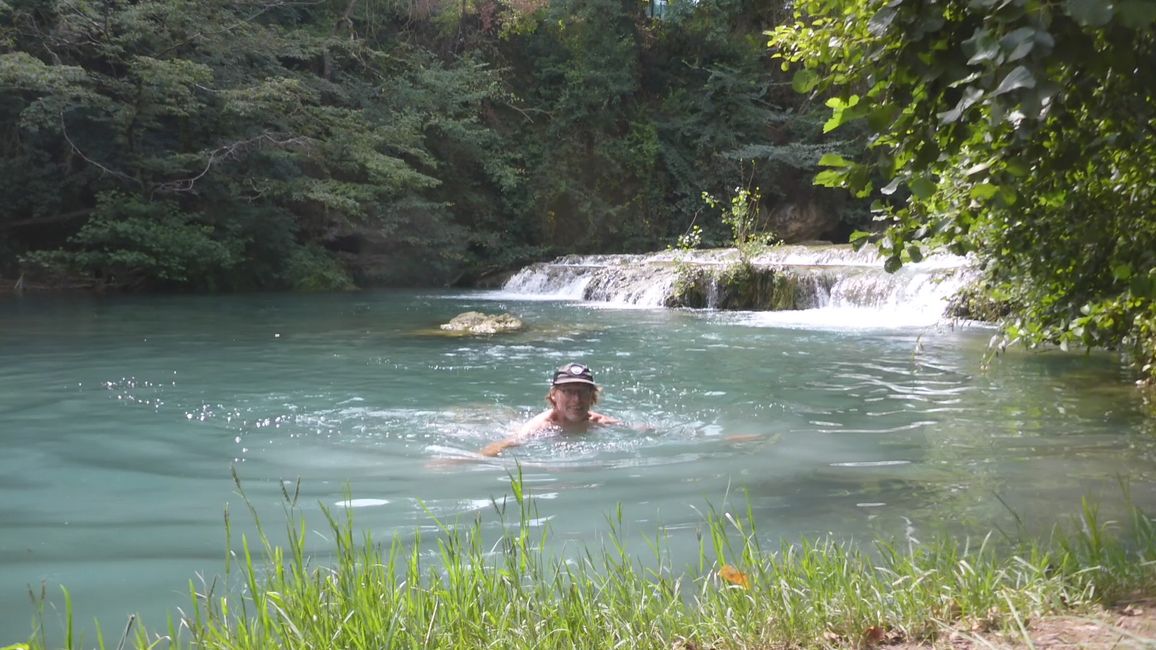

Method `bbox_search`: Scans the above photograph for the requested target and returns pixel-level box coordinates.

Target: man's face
[551,384,595,422]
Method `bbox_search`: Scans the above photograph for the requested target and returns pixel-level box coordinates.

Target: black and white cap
[551,362,596,387]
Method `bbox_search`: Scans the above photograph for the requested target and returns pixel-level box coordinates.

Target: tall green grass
[21,471,1156,649]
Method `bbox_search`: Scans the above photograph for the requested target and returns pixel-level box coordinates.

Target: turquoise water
[2,290,1155,643]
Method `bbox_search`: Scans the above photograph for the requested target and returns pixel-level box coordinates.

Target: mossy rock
[946,283,1011,322]
[666,263,828,310]
[438,311,524,335]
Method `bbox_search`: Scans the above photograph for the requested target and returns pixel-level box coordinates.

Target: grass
[17,470,1156,650]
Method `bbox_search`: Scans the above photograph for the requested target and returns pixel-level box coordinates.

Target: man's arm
[480,410,551,457]
[480,436,521,457]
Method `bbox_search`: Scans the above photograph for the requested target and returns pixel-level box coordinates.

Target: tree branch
[0,209,93,231]
[60,112,142,187]
[155,132,312,193]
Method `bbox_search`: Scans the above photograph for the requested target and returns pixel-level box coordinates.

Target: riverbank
[17,476,1156,650]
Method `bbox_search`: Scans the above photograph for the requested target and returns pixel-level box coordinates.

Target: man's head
[547,362,600,422]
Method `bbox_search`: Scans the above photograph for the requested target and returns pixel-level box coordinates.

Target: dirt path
[891,600,1156,649]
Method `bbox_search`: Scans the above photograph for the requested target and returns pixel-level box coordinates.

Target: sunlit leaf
[964,161,992,176]
[719,564,750,588]
[814,169,846,187]
[970,183,999,200]
[818,152,851,168]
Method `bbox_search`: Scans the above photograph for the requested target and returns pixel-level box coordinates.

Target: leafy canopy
[770,0,1156,382]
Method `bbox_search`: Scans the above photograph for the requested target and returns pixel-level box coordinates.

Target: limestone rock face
[440,311,524,335]
[768,202,840,243]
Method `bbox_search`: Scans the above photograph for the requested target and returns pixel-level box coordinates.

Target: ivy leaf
[1112,263,1133,281]
[867,103,900,130]
[970,183,999,200]
[823,95,861,133]
[964,28,1000,65]
[907,244,924,263]
[1065,0,1115,27]
[991,65,1036,97]
[818,152,851,168]
[909,175,936,199]
[1131,274,1154,298]
[1118,0,1156,27]
[938,86,983,124]
[792,69,820,93]
[813,169,847,187]
[849,230,873,248]
[868,6,898,37]
[1000,27,1038,61]
[964,160,992,176]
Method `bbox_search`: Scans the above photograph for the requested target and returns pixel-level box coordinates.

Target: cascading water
[500,245,979,328]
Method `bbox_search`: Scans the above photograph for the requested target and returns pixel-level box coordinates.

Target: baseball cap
[552,362,596,387]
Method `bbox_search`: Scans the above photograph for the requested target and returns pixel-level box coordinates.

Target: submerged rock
[439,311,524,335]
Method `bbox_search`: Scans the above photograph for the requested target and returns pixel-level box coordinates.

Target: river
[2,265,1155,643]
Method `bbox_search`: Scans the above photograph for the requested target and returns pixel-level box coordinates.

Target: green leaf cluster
[771,0,1156,382]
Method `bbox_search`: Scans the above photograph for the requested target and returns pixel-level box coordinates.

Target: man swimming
[481,362,620,457]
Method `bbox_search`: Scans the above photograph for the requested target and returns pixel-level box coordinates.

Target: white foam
[336,498,390,508]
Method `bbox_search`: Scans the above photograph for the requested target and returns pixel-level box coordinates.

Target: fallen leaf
[719,564,750,589]
[863,625,885,644]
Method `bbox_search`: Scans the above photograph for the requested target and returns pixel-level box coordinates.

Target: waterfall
[500,246,977,325]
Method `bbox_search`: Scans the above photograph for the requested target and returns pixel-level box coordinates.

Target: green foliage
[23,476,1156,649]
[0,0,519,289]
[771,0,1156,382]
[0,0,864,290]
[22,194,238,290]
[701,184,779,263]
[281,245,356,292]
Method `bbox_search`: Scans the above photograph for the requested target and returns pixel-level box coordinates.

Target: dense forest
[0,0,858,291]
[3,0,1155,381]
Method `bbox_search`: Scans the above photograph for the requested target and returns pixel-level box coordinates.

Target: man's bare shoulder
[516,410,556,436]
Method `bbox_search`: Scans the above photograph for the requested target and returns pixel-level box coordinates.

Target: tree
[0,0,517,289]
[770,0,1156,383]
